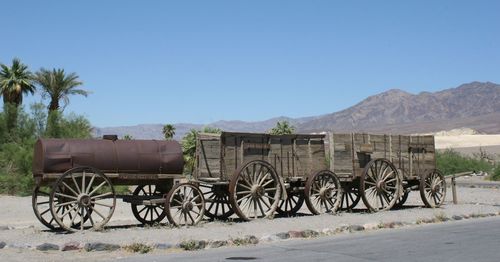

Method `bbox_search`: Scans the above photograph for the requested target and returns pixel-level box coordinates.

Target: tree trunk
[48,98,60,111]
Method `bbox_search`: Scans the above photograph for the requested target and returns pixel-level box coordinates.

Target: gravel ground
[0,186,499,261]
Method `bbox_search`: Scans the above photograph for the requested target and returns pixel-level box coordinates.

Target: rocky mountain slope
[93,81,500,139]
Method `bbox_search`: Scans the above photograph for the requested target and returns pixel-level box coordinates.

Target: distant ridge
[93,81,500,139]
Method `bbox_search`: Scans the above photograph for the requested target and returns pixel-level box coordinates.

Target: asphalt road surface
[119,217,500,262]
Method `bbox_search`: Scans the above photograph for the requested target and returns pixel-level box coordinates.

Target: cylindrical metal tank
[33,138,184,176]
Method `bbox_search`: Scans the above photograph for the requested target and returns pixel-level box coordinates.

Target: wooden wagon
[195,131,446,219]
[31,137,205,231]
[194,131,342,220]
[328,133,446,211]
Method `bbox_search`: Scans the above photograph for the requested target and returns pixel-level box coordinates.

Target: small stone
[84,242,120,252]
[259,235,279,242]
[363,222,379,230]
[336,224,349,233]
[179,240,206,250]
[0,242,6,249]
[321,228,334,235]
[154,243,173,250]
[349,225,365,232]
[208,240,227,248]
[245,235,259,245]
[36,243,59,251]
[288,231,305,238]
[452,215,463,220]
[0,226,10,231]
[302,229,319,238]
[275,232,290,239]
[61,241,81,251]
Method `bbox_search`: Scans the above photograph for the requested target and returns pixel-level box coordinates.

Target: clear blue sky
[1,1,499,127]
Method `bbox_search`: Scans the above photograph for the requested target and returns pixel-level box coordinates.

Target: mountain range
[93,81,500,140]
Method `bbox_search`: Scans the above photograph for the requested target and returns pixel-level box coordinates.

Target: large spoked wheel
[305,170,342,215]
[276,191,305,217]
[32,185,60,230]
[165,183,205,226]
[199,183,234,220]
[131,184,167,225]
[360,159,401,212]
[420,169,446,208]
[229,160,282,221]
[339,184,361,211]
[50,167,116,231]
[392,190,409,209]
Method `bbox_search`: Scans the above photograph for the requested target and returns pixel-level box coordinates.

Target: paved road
[119,216,500,262]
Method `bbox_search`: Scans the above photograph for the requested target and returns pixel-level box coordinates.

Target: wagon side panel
[330,133,354,179]
[196,134,222,179]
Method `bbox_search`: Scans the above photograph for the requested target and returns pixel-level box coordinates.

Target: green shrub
[436,149,493,176]
[490,165,500,181]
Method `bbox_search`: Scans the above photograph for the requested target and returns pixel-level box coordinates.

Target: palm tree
[0,58,36,130]
[270,120,295,135]
[162,124,176,140]
[34,68,89,112]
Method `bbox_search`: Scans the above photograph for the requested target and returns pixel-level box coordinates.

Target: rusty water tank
[33,138,184,176]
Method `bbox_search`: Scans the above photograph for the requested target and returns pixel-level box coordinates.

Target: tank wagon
[32,136,203,231]
[32,132,446,231]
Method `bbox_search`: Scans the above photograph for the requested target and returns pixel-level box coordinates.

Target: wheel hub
[78,194,92,207]
[251,185,264,198]
[319,187,333,199]
[182,201,193,212]
[376,180,386,193]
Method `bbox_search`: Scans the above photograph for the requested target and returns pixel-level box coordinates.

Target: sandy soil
[435,134,500,149]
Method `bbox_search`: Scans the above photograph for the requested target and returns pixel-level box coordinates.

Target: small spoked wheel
[392,190,409,209]
[276,191,304,217]
[420,169,446,208]
[360,159,401,212]
[229,160,282,221]
[165,183,205,226]
[339,184,361,211]
[32,185,60,230]
[199,183,234,220]
[304,170,342,215]
[131,184,167,225]
[50,167,116,231]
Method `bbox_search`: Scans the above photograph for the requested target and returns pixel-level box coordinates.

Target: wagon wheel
[199,183,234,220]
[50,167,116,231]
[392,190,409,209]
[131,184,167,225]
[165,183,205,226]
[360,158,401,212]
[229,160,282,221]
[32,185,60,230]
[304,170,342,215]
[420,169,446,208]
[339,184,361,211]
[276,191,304,217]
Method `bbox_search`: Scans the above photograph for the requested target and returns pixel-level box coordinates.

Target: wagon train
[31,132,446,231]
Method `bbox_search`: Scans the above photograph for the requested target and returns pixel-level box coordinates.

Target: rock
[321,228,334,235]
[363,222,379,230]
[6,243,32,249]
[0,241,6,249]
[302,229,319,238]
[208,240,227,248]
[154,243,174,250]
[260,235,280,242]
[336,224,349,233]
[245,235,259,245]
[61,241,81,251]
[275,232,290,239]
[179,240,206,250]
[36,243,59,251]
[452,215,463,220]
[288,231,305,238]
[383,222,404,228]
[84,242,120,252]
[349,225,365,232]
[0,226,10,231]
